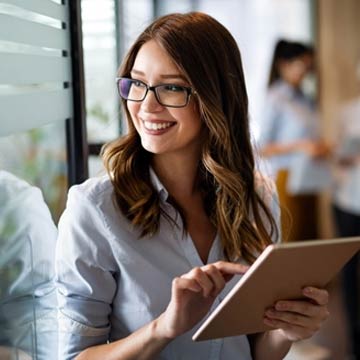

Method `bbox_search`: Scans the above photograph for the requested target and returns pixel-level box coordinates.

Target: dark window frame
[66,0,89,186]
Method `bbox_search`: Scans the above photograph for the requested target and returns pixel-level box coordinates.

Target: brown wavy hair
[103,12,278,264]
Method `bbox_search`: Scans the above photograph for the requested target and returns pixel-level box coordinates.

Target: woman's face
[126,40,203,159]
[279,54,313,87]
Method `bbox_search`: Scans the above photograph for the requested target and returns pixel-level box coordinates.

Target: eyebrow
[130,69,187,81]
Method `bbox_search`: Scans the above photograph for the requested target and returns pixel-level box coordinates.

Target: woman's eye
[133,80,145,87]
[164,84,184,92]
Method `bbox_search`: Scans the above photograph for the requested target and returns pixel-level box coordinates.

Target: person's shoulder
[0,170,46,218]
[267,81,292,103]
[68,174,113,207]
[0,170,40,201]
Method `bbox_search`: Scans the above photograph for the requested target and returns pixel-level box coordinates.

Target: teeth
[144,121,173,131]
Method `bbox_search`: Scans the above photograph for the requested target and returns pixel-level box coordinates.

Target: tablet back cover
[192,237,360,341]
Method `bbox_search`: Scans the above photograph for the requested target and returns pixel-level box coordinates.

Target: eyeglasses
[116,77,195,108]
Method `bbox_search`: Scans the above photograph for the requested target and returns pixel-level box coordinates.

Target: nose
[140,88,163,112]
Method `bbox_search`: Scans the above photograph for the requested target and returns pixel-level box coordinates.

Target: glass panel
[82,0,120,144]
[121,0,153,54]
[155,0,196,16]
[0,88,73,137]
[0,13,69,50]
[0,122,65,359]
[0,2,73,137]
[0,236,36,359]
[1,0,68,22]
[0,2,72,359]
[0,122,68,222]
[89,154,105,178]
[0,174,59,359]
[0,53,71,84]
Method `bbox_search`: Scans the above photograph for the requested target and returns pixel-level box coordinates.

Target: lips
[142,119,176,132]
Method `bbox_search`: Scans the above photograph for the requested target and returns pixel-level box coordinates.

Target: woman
[258,39,330,241]
[56,13,329,359]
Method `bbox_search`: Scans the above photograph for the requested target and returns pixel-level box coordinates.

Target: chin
[141,141,166,155]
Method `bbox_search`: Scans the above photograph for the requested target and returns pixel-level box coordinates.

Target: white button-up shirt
[56,169,280,359]
[0,170,58,359]
[258,80,320,177]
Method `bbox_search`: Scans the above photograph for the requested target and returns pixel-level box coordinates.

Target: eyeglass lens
[118,78,189,107]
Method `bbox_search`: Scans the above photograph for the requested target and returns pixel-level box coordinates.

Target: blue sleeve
[55,186,117,360]
[258,96,282,147]
[0,172,58,359]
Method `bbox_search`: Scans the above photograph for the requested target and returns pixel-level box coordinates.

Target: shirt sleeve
[55,185,117,360]
[0,172,58,359]
[258,95,282,148]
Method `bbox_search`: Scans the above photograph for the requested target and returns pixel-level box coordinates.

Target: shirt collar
[149,167,169,202]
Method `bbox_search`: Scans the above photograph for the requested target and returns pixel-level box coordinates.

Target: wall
[317,0,360,237]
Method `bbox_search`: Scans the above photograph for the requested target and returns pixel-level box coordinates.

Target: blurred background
[0,0,359,359]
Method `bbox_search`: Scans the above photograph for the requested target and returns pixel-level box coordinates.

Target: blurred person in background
[0,170,58,360]
[258,39,331,242]
[332,61,360,359]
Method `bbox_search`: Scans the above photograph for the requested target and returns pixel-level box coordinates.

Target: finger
[172,277,202,293]
[275,298,330,323]
[201,264,226,295]
[210,261,249,278]
[182,267,215,297]
[265,307,323,329]
[274,300,322,318]
[302,287,329,306]
[263,317,314,341]
[264,314,308,331]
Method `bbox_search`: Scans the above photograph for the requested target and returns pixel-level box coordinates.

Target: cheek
[126,102,136,118]
[185,100,201,123]
[190,105,202,130]
[127,103,141,127]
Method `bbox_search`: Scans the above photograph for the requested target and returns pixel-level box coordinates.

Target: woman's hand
[299,140,333,158]
[263,286,330,342]
[156,261,248,340]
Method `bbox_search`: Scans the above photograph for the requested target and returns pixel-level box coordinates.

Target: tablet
[192,236,360,341]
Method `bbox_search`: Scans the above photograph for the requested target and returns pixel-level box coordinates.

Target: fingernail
[275,301,286,310]
[303,287,313,295]
[264,317,275,326]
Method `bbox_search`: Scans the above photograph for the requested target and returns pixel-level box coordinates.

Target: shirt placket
[176,228,224,359]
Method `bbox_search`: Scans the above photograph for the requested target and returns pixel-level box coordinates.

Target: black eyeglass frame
[115,77,196,108]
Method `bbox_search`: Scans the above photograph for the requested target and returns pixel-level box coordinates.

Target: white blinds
[0,0,73,136]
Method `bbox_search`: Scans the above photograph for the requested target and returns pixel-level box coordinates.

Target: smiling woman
[122,39,203,158]
[55,12,330,360]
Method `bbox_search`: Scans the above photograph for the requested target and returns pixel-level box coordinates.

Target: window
[0,1,86,358]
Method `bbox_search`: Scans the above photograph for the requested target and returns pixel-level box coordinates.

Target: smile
[143,121,175,131]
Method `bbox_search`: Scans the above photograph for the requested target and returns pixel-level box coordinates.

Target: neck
[280,78,300,90]
[152,152,200,200]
